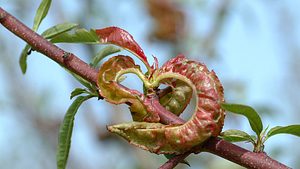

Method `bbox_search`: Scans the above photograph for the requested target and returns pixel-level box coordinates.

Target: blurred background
[0,0,300,168]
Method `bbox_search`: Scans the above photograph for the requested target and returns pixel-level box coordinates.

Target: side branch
[0,7,291,169]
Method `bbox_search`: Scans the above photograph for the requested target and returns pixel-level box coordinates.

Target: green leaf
[220,129,256,143]
[221,103,263,136]
[70,88,88,99]
[56,95,93,169]
[90,46,121,68]
[41,23,78,39]
[69,71,96,93]
[266,125,300,141]
[51,28,99,44]
[19,45,31,74]
[33,0,52,31]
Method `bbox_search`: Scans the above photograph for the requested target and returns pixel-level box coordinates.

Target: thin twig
[0,7,291,169]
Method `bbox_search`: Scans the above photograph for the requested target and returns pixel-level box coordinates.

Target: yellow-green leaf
[90,46,121,68]
[266,125,300,141]
[51,28,99,44]
[33,0,52,31]
[41,23,78,39]
[220,129,256,143]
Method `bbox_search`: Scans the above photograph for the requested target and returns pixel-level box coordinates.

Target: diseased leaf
[221,103,263,136]
[51,28,99,44]
[159,80,192,116]
[56,95,93,169]
[95,27,151,70]
[70,88,88,99]
[98,55,159,122]
[41,23,78,39]
[106,55,225,154]
[33,0,52,31]
[19,45,31,74]
[90,46,121,68]
[266,125,300,140]
[220,129,255,143]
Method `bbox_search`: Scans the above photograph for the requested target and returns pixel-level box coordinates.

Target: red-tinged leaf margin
[95,27,151,72]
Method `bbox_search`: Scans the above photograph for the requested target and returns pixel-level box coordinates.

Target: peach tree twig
[0,7,291,169]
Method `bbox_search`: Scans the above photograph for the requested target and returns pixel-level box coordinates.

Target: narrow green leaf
[90,46,121,68]
[69,72,96,93]
[266,125,300,140]
[33,0,52,31]
[41,23,78,39]
[19,45,31,74]
[220,129,256,143]
[56,95,93,169]
[221,103,263,136]
[70,88,88,99]
[51,29,99,44]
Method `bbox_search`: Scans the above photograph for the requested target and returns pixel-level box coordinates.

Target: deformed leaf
[159,80,192,116]
[220,129,255,143]
[221,103,263,136]
[33,0,52,31]
[56,95,93,169]
[97,55,159,122]
[41,23,78,39]
[90,46,121,68]
[266,125,300,140]
[95,27,151,70]
[51,28,99,44]
[70,88,88,99]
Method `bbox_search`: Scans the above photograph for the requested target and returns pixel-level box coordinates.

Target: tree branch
[0,7,291,169]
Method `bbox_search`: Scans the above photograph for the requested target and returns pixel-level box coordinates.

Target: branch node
[0,12,6,20]
[63,52,71,59]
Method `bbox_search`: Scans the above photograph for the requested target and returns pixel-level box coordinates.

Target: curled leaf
[159,80,192,116]
[97,55,159,122]
[95,27,151,70]
[108,55,225,154]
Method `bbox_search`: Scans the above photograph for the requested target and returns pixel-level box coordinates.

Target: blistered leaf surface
[95,27,150,69]
[97,55,159,122]
[107,55,225,154]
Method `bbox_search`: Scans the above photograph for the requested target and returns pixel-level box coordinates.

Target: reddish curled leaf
[109,55,225,154]
[97,55,159,122]
[95,27,151,71]
[159,80,192,116]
